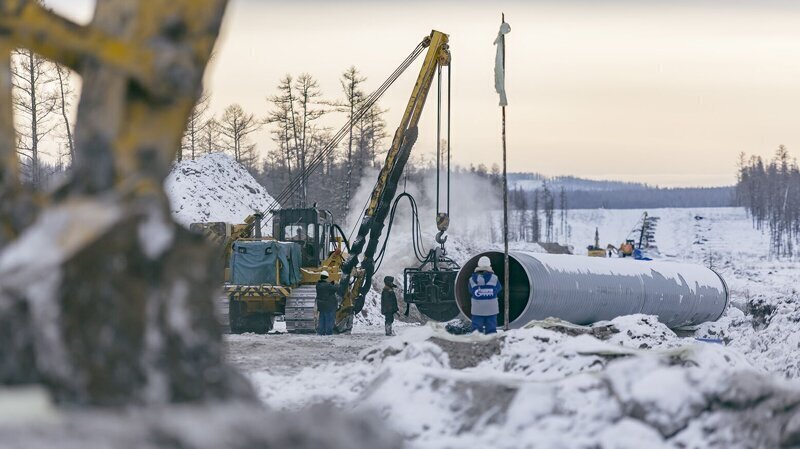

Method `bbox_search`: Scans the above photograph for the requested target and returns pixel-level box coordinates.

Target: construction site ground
[220,296,388,375]
[213,207,800,448]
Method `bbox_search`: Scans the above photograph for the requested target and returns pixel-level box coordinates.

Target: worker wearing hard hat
[315,270,337,335]
[469,256,502,334]
[381,276,400,336]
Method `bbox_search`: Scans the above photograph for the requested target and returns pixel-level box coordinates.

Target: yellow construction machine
[191,30,457,333]
[587,227,607,257]
[191,210,358,333]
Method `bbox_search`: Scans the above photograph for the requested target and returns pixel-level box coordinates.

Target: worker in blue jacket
[469,256,502,334]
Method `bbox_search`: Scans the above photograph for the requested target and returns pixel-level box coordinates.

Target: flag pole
[501,12,510,331]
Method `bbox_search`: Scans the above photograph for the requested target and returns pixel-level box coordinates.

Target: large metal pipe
[455,252,728,329]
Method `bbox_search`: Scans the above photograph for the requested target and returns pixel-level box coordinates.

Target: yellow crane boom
[337,30,451,308]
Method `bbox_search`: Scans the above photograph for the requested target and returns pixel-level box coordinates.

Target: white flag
[494,20,511,106]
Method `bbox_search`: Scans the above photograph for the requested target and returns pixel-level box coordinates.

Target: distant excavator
[191,30,460,333]
[604,212,659,260]
[587,227,607,257]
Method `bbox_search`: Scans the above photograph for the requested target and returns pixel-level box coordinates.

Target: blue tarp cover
[230,240,301,286]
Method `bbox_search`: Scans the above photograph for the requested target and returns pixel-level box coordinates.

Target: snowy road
[219,295,387,375]
[225,331,385,376]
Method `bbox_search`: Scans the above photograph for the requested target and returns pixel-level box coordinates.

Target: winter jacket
[381,287,399,315]
[316,280,338,313]
[469,271,501,317]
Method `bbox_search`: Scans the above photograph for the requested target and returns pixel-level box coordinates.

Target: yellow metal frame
[225,284,289,314]
[337,268,365,324]
[366,30,450,217]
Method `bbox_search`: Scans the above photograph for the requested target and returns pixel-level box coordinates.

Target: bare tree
[219,104,261,170]
[559,186,568,241]
[266,76,296,184]
[11,48,58,188]
[54,62,75,165]
[360,102,389,166]
[339,66,365,216]
[200,117,221,156]
[531,188,541,243]
[180,92,210,161]
[293,73,325,207]
[264,70,389,218]
[541,182,555,242]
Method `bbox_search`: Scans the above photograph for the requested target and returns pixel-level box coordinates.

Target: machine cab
[273,208,337,268]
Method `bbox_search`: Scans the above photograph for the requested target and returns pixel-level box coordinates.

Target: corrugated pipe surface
[455,252,729,329]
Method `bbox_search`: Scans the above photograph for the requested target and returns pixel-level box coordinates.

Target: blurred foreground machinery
[0,0,264,406]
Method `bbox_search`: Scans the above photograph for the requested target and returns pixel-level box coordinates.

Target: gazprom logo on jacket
[473,287,497,299]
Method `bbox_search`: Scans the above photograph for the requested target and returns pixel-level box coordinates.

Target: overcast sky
[46,0,800,187]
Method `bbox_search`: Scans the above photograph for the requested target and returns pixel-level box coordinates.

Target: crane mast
[337,30,451,307]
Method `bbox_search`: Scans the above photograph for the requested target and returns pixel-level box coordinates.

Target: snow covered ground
[226,207,800,448]
[164,155,800,446]
[567,208,800,377]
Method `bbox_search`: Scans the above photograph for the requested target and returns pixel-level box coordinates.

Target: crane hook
[435,212,449,246]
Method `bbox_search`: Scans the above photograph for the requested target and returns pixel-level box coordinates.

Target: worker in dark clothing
[469,256,502,334]
[381,276,399,336]
[315,270,337,336]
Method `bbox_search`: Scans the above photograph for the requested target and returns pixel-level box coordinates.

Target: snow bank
[247,320,795,448]
[354,289,385,328]
[0,400,401,449]
[164,153,276,229]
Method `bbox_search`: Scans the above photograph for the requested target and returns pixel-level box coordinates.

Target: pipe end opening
[455,251,531,327]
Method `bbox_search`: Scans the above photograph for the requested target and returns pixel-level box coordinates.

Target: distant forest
[508,172,735,209]
[558,187,734,209]
[736,145,800,256]
[507,183,734,210]
[508,173,651,192]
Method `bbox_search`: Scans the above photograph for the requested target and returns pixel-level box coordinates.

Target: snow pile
[164,153,275,228]
[698,293,800,378]
[0,399,401,449]
[247,321,796,448]
[356,337,777,448]
[354,290,385,328]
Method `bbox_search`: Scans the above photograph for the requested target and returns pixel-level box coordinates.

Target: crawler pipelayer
[193,30,461,333]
